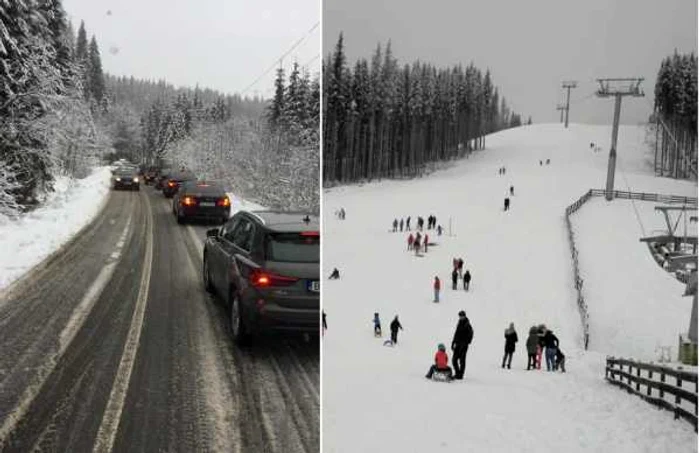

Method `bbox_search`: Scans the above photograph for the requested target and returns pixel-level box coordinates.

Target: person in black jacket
[451,269,458,290]
[543,329,559,371]
[451,311,473,379]
[502,322,518,369]
[389,315,403,345]
[463,270,472,291]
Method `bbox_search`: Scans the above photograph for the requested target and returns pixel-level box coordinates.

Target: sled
[431,371,453,383]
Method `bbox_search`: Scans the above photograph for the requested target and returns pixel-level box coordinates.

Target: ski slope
[322,123,697,453]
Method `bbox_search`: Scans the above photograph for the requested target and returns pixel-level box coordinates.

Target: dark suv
[202,211,320,344]
[172,181,231,224]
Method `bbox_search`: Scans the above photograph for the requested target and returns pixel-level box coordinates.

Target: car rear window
[184,183,225,195]
[266,232,319,263]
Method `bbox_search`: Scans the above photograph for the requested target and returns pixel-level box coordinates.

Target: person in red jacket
[407,233,414,251]
[433,276,441,302]
[425,343,453,379]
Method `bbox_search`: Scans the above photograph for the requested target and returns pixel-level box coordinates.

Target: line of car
[119,162,320,346]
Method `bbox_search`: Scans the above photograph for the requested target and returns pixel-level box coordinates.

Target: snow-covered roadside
[226,192,266,216]
[0,167,112,291]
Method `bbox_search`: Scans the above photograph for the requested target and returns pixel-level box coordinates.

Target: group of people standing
[407,231,429,254]
[448,257,472,292]
[524,324,565,372]
[392,214,441,233]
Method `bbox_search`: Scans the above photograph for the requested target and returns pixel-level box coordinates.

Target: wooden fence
[606,357,698,431]
[563,189,698,350]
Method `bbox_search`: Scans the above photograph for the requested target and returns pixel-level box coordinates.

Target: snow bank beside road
[0,167,111,291]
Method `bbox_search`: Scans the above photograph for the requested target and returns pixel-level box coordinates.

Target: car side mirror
[206,228,220,238]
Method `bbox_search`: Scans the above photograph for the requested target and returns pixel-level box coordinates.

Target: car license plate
[308,280,319,292]
[200,202,215,207]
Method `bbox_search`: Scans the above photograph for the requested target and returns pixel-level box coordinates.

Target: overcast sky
[62,0,320,98]
[324,0,697,125]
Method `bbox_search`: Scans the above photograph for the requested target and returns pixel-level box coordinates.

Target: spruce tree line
[266,61,321,146]
[653,51,697,178]
[0,1,106,213]
[323,34,524,184]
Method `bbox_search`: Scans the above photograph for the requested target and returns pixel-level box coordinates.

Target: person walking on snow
[504,197,510,211]
[407,233,414,251]
[425,343,453,380]
[543,328,559,371]
[433,276,441,303]
[414,233,422,255]
[437,225,443,236]
[423,234,429,253]
[451,268,459,290]
[372,313,382,337]
[502,322,518,369]
[451,311,473,380]
[463,270,472,291]
[510,185,514,196]
[526,326,539,370]
[457,258,464,279]
[389,315,403,344]
[400,218,404,232]
[406,216,411,230]
[392,218,398,232]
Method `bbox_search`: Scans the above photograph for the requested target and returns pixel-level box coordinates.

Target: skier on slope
[425,343,453,380]
[451,311,473,380]
[502,322,518,369]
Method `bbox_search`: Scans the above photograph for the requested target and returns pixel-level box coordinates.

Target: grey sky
[63,0,320,98]
[324,0,697,125]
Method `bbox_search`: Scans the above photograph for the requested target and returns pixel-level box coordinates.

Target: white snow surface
[323,124,698,453]
[0,167,112,291]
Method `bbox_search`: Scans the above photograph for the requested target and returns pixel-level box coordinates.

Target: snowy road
[0,188,319,452]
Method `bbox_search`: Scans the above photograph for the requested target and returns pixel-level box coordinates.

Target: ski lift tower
[595,78,644,201]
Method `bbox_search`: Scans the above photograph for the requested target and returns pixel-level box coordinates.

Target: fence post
[628,363,632,386]
[647,369,653,397]
[660,371,666,398]
[675,368,682,420]
[636,366,641,392]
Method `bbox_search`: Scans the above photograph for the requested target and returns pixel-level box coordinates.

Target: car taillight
[249,270,299,288]
[300,231,319,237]
[167,181,176,187]
[217,197,231,207]
[181,196,195,206]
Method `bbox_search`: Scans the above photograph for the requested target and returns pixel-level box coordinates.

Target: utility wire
[240,22,320,95]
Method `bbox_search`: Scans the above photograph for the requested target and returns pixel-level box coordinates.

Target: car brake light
[182,196,195,206]
[217,197,231,207]
[168,181,176,187]
[249,270,299,287]
[300,231,319,237]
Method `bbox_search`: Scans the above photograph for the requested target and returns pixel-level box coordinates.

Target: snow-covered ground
[323,123,697,453]
[0,167,112,291]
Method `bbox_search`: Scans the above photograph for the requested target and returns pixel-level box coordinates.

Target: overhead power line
[240,21,320,95]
